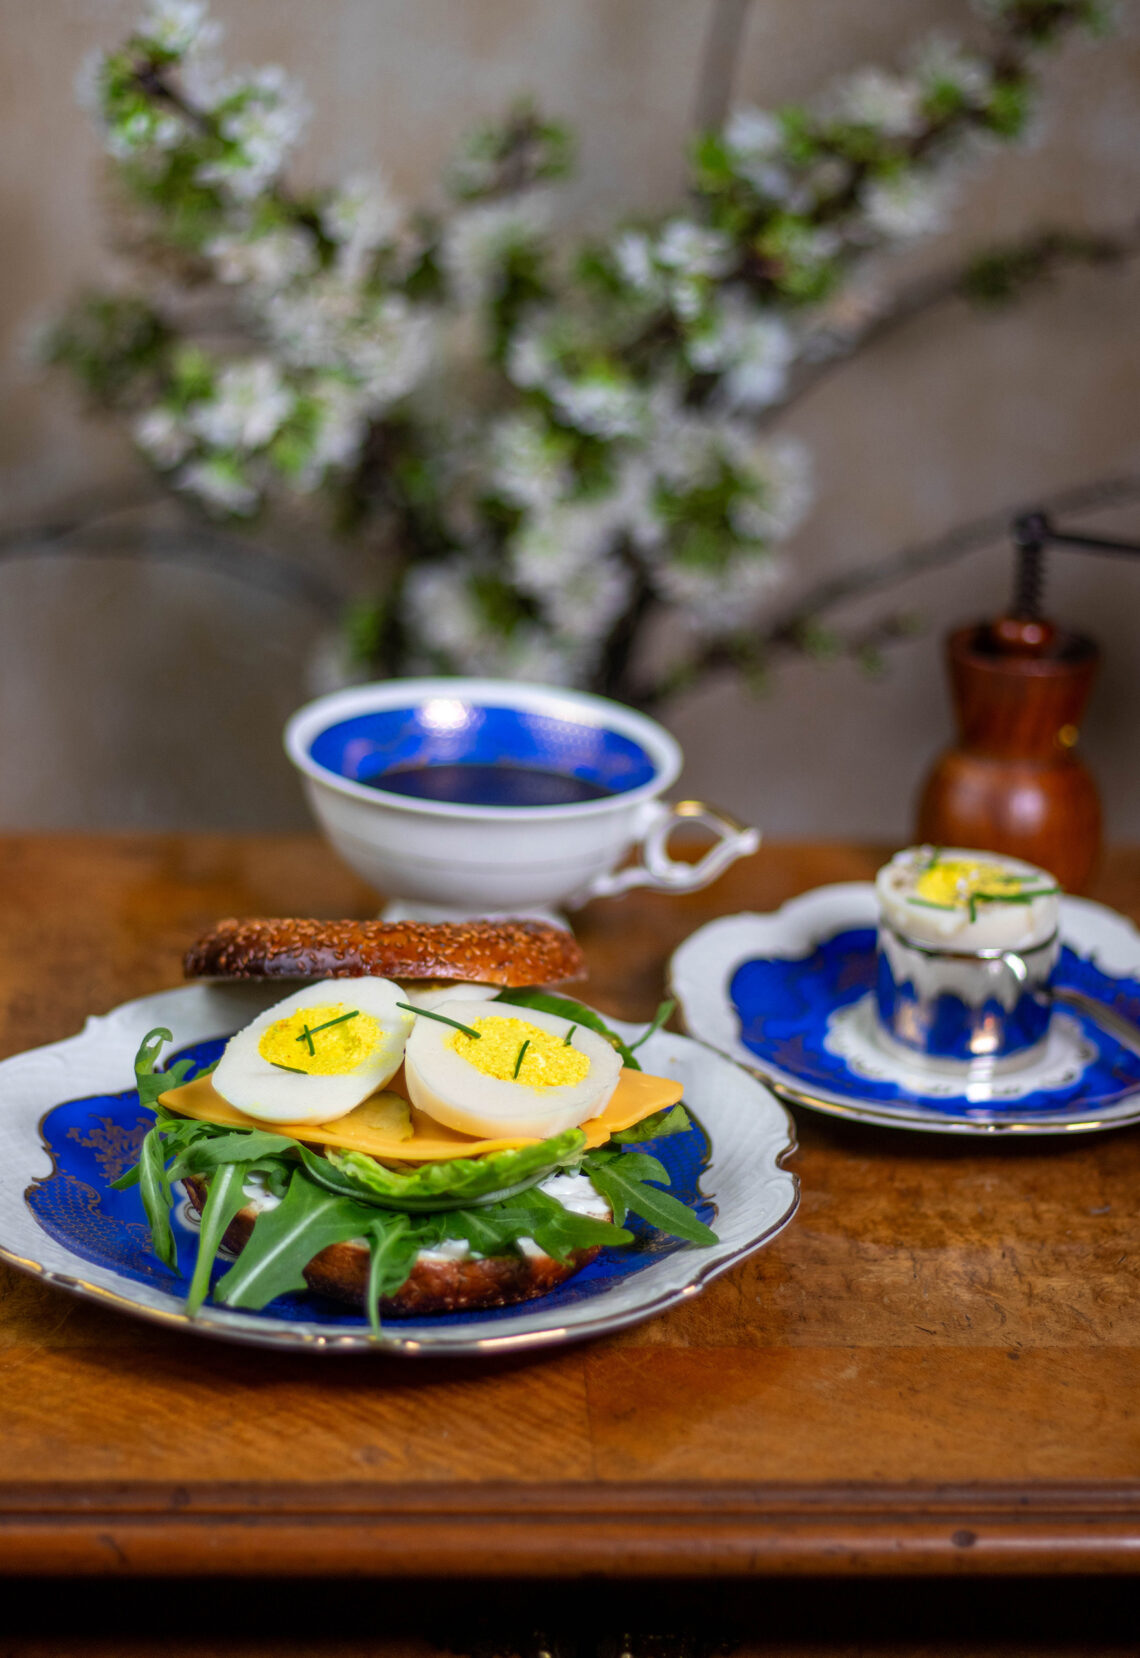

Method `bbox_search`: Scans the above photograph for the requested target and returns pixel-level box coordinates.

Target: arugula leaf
[611,1104,691,1145]
[133,1026,197,1112]
[310,1128,587,1212]
[495,989,643,1070]
[363,1214,428,1334]
[186,1160,257,1316]
[167,1127,301,1181]
[627,999,676,1054]
[135,1123,180,1271]
[511,1187,633,1259]
[213,1169,381,1312]
[583,1149,717,1246]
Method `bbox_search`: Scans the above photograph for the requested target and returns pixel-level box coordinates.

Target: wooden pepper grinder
[917,511,1140,893]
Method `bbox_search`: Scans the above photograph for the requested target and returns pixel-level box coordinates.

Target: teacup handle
[576,799,761,903]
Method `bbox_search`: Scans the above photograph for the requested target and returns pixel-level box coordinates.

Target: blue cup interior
[308,701,658,801]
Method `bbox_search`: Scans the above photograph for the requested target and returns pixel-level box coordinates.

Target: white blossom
[651,546,785,632]
[730,436,814,541]
[441,193,552,305]
[137,0,215,57]
[322,172,403,283]
[400,559,582,680]
[502,629,589,686]
[654,219,733,280]
[311,381,370,468]
[505,315,558,392]
[206,226,316,290]
[291,379,372,489]
[105,107,186,160]
[402,561,486,663]
[198,67,309,199]
[265,283,433,410]
[548,372,644,441]
[541,552,633,642]
[133,405,193,469]
[862,170,953,241]
[686,295,796,412]
[830,68,925,138]
[177,456,258,516]
[912,35,994,104]
[189,358,295,451]
[352,297,435,406]
[610,230,665,300]
[722,105,792,199]
[487,413,570,511]
[510,498,626,598]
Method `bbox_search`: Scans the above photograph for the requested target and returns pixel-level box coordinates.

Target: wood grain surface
[1,835,1139,1583]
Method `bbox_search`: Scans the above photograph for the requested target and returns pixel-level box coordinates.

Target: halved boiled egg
[404,999,622,1139]
[212,978,413,1125]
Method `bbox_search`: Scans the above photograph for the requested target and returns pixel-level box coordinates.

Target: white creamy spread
[876,845,1059,951]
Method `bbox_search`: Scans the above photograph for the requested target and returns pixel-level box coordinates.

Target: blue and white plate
[670,883,1140,1135]
[0,983,798,1353]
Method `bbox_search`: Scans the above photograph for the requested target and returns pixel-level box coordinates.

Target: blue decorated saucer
[670,883,1140,1134]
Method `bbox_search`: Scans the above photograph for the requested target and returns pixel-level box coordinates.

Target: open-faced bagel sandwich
[119,917,714,1328]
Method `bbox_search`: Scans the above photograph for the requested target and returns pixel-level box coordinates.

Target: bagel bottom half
[182,1175,605,1318]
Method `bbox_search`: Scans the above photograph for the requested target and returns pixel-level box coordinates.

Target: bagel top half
[183,916,584,988]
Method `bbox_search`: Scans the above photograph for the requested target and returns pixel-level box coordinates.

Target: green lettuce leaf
[307,1127,587,1212]
[611,1104,691,1144]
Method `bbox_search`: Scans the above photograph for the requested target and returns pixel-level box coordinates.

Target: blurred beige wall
[1,0,1138,842]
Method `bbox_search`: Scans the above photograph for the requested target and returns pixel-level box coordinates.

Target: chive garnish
[296,1025,316,1056]
[906,897,958,911]
[513,1039,530,1079]
[564,1025,578,1045]
[395,1002,481,1039]
[270,1060,307,1074]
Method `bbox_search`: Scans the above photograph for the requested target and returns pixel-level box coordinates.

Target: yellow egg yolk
[914,859,1040,908]
[257,1003,383,1076]
[447,1016,591,1089]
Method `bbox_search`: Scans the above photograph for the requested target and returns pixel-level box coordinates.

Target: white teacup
[284,678,759,914]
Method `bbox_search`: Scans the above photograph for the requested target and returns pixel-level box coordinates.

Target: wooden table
[1,835,1139,1606]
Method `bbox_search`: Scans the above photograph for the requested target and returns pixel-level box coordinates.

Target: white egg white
[212,978,413,1125]
[404,998,621,1139]
[397,981,502,1013]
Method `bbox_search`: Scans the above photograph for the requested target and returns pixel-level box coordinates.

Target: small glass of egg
[873,847,1061,1074]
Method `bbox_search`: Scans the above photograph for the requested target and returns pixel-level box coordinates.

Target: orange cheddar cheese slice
[159,1065,683,1162]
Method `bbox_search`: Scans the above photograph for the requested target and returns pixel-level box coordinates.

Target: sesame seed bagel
[182,1175,602,1317]
[183,916,584,987]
